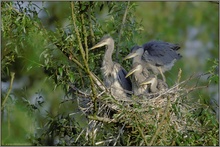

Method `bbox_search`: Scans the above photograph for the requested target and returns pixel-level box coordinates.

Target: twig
[90,72,106,91]
[149,96,171,146]
[113,123,125,146]
[135,116,148,145]
[78,68,85,87]
[177,68,182,84]
[69,84,91,98]
[116,1,130,61]
[88,115,117,123]
[95,139,116,145]
[75,119,97,143]
[88,2,95,46]
[80,8,89,61]
[2,72,15,110]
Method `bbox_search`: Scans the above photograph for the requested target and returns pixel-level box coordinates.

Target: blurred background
[1,1,218,145]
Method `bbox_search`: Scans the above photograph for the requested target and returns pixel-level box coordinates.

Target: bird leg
[158,67,166,82]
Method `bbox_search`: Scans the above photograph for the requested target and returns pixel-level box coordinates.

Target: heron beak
[140,76,156,86]
[140,80,151,86]
[123,52,139,60]
[89,41,106,51]
[125,65,139,78]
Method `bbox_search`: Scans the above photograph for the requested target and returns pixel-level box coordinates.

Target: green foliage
[2,93,39,145]
[207,58,219,84]
[1,1,218,146]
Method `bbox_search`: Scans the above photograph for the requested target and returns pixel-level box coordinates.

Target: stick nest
[73,70,210,145]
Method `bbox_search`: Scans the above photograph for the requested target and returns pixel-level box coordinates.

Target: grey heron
[124,47,165,95]
[140,75,168,93]
[125,62,153,95]
[90,35,132,99]
[128,41,182,82]
[124,47,149,95]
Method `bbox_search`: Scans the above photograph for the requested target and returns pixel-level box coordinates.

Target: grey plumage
[139,74,168,93]
[125,47,162,95]
[131,40,182,81]
[90,35,132,99]
[126,62,150,95]
[142,40,181,69]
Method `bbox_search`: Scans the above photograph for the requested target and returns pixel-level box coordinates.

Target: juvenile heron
[124,47,166,95]
[129,41,182,82]
[125,62,154,95]
[90,35,132,99]
[140,75,168,93]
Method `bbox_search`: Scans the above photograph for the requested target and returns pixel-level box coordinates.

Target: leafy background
[1,1,219,145]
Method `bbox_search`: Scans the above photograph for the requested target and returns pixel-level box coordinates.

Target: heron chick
[90,35,132,99]
[131,41,182,82]
[140,76,168,93]
[124,47,158,95]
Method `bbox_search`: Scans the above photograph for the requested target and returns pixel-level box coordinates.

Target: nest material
[71,71,209,145]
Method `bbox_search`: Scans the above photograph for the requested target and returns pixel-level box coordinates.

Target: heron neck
[133,56,142,64]
[150,77,158,93]
[103,41,114,65]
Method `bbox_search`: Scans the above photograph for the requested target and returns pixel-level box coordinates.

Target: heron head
[123,46,144,60]
[130,45,141,52]
[139,75,157,86]
[125,63,143,78]
[90,35,113,50]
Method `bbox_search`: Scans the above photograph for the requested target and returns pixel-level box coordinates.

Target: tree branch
[79,5,89,61]
[88,2,95,46]
[116,1,130,61]
[71,2,98,113]
[2,72,15,110]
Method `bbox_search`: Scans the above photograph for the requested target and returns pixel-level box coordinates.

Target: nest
[69,70,209,145]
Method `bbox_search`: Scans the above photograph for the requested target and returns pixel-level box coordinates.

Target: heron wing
[115,63,132,92]
[142,40,182,66]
